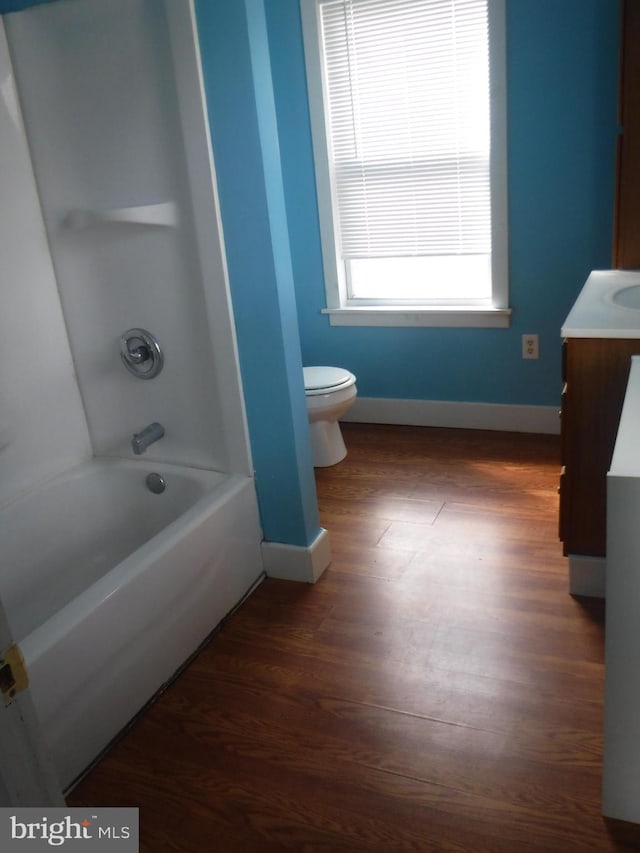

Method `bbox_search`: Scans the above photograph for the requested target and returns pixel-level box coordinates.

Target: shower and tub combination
[0,0,264,789]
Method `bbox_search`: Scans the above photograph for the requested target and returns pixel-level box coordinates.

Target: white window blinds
[318,0,492,261]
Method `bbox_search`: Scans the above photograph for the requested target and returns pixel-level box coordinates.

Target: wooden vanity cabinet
[565,3,640,559]
[559,337,640,557]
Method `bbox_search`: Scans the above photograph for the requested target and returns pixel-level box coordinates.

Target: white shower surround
[0,0,264,790]
[6,0,250,473]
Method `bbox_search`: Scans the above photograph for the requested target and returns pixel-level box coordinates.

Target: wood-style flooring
[69,423,630,851]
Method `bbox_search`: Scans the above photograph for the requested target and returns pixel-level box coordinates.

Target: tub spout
[132,422,165,455]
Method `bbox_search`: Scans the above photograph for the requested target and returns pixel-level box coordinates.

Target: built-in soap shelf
[63,201,178,230]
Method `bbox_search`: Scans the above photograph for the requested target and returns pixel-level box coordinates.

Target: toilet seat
[303,366,356,396]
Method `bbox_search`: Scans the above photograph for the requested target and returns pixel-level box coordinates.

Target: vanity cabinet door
[560,338,640,557]
[614,0,640,268]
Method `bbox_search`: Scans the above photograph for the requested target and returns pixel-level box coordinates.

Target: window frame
[300,0,510,328]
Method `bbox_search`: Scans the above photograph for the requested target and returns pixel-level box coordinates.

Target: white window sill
[321,306,512,328]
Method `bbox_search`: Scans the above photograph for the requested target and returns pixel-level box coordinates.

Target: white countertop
[561,270,640,338]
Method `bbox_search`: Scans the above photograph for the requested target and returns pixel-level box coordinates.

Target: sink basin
[612,285,640,310]
[562,271,640,338]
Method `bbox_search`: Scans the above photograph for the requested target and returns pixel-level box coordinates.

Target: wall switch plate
[522,334,539,359]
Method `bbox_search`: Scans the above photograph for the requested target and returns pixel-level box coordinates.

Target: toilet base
[309,419,347,467]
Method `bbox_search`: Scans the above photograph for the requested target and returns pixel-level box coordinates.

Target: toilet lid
[303,366,355,392]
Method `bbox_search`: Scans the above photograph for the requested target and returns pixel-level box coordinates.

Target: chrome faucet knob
[120,329,163,379]
[127,343,150,364]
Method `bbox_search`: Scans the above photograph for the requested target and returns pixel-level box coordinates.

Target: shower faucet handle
[119,328,163,379]
[126,342,150,364]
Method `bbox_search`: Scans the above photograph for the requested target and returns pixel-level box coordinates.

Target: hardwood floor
[69,423,630,851]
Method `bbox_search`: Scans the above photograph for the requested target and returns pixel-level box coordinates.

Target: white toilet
[303,366,357,467]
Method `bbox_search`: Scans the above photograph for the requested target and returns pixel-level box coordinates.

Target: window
[300,0,509,327]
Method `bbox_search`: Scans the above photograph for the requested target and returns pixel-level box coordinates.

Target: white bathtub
[0,458,264,789]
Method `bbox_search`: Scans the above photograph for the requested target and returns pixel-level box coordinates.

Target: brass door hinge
[0,644,28,705]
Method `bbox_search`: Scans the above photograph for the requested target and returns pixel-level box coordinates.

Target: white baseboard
[568,554,605,598]
[261,527,332,583]
[342,396,560,435]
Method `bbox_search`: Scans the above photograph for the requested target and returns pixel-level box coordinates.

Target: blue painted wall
[194,0,320,548]
[265,0,620,407]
